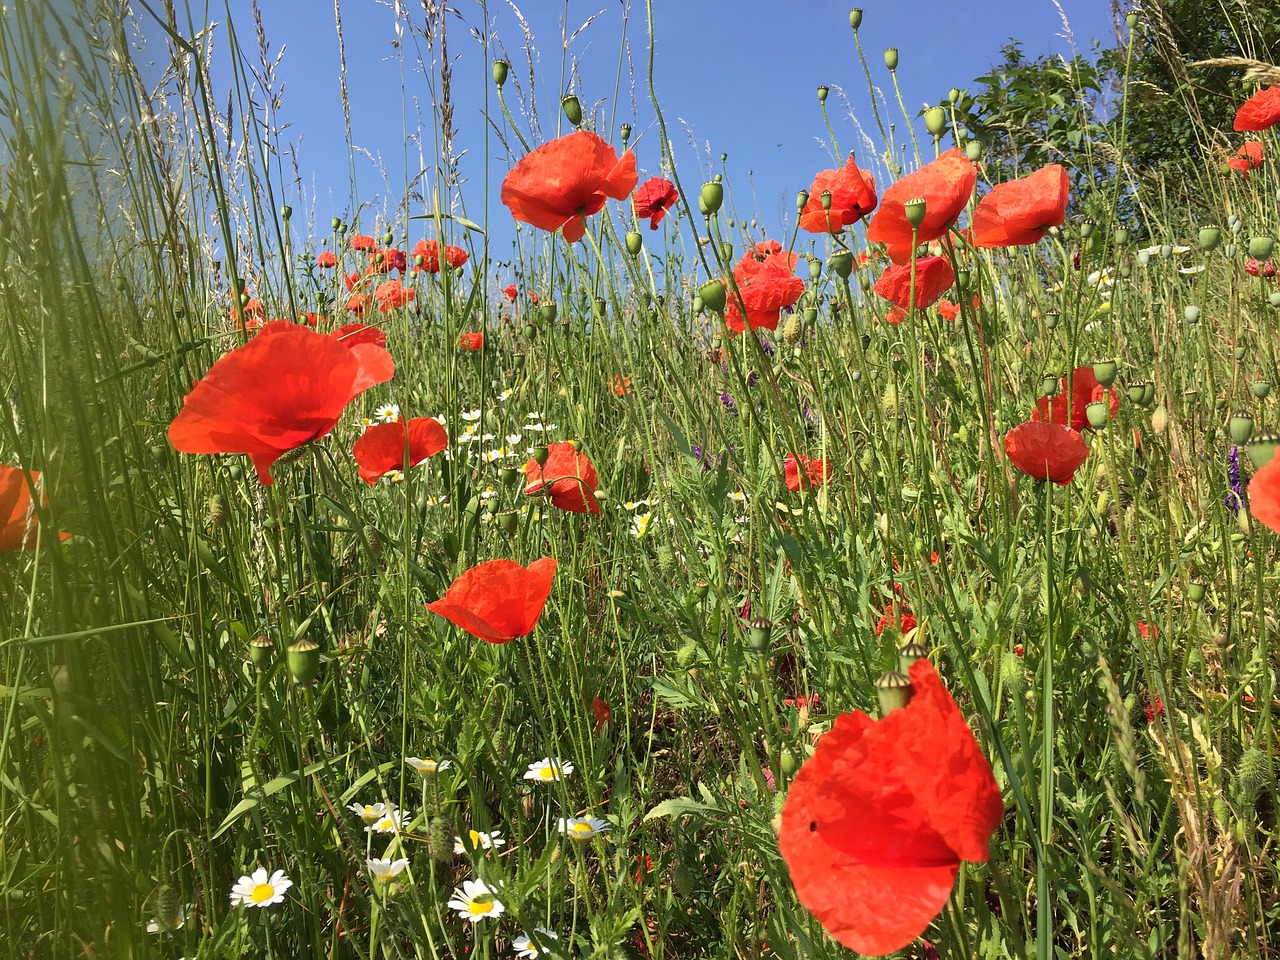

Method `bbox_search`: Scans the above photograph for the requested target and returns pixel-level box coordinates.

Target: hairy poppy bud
[287,638,321,686]
[817,85,829,103]
[1271,291,1280,308]
[1251,379,1271,399]
[493,59,509,87]
[620,122,632,147]
[849,8,863,29]
[1086,400,1110,430]
[561,95,583,128]
[904,196,927,228]
[875,670,912,715]
[783,314,804,344]
[207,494,230,529]
[1092,360,1118,388]
[700,181,724,216]
[828,249,854,279]
[884,47,898,71]
[625,231,643,256]
[698,279,726,313]
[924,107,947,138]
[1229,411,1254,443]
[1248,236,1275,260]
[248,635,274,672]
[1198,226,1221,251]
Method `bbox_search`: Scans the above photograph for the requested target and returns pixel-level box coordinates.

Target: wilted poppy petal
[426,557,557,643]
[1248,457,1280,534]
[970,165,1069,248]
[1234,86,1280,131]
[0,466,68,552]
[352,417,449,484]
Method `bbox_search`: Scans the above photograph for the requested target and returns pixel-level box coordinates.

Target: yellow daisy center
[468,899,494,916]
[469,829,483,845]
[539,766,554,779]
[250,883,276,903]
[571,821,593,835]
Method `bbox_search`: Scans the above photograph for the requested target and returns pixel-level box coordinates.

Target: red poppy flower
[591,695,611,731]
[414,239,468,273]
[1034,366,1118,431]
[351,417,448,484]
[528,292,540,305]
[168,322,395,485]
[724,240,806,334]
[524,441,600,514]
[501,131,638,243]
[1145,695,1164,723]
[1234,86,1280,131]
[1227,141,1264,178]
[426,557,557,644]
[969,164,1069,248]
[0,466,69,552]
[459,332,484,351]
[798,155,878,234]
[1003,420,1089,485]
[866,149,977,263]
[1244,257,1276,278]
[374,279,414,312]
[633,177,679,229]
[347,292,371,315]
[349,234,376,252]
[316,250,338,269]
[874,602,917,637]
[873,256,955,310]
[938,299,960,321]
[503,284,518,302]
[778,658,1003,956]
[881,306,907,326]
[784,453,830,491]
[367,249,406,274]
[1248,456,1280,534]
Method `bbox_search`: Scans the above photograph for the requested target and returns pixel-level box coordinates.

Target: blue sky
[148,1,1117,258]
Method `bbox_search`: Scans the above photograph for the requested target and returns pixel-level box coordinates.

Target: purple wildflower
[719,391,738,415]
[1226,445,1249,513]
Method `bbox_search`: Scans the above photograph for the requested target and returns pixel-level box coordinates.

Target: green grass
[1,2,1277,959]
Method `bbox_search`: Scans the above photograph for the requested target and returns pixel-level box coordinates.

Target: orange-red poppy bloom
[874,601,916,637]
[970,164,1069,248]
[524,441,600,514]
[866,149,977,263]
[798,155,878,234]
[778,658,1003,956]
[414,239,469,273]
[724,240,806,334]
[611,375,632,396]
[316,250,338,269]
[349,234,376,252]
[374,279,414,312]
[591,695,611,731]
[633,177,679,229]
[426,557,557,644]
[784,453,830,492]
[347,292,371,315]
[1034,366,1118,431]
[1004,420,1089,485]
[0,466,69,552]
[351,417,448,485]
[501,131,638,243]
[1227,141,1264,178]
[368,249,406,274]
[503,284,519,302]
[1234,86,1280,131]
[459,332,484,351]
[168,322,394,485]
[1249,456,1280,535]
[873,256,955,310]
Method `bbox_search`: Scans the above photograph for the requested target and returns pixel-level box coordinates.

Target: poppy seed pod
[280,204,292,221]
[1251,379,1272,399]
[248,635,275,672]
[965,141,982,161]
[1248,236,1275,260]
[904,196,927,228]
[493,59,509,86]
[1092,360,1118,388]
[620,122,632,147]
[796,189,810,215]
[561,95,583,128]
[849,8,863,29]
[287,638,321,686]
[1086,400,1111,430]
[719,241,734,263]
[817,85,829,103]
[924,107,948,138]
[700,180,724,216]
[698,279,726,313]
[1187,581,1206,604]
[532,445,550,468]
[828,250,854,279]
[1114,226,1130,245]
[897,640,928,672]
[1184,305,1200,325]
[497,510,519,536]
[499,466,521,487]
[1270,291,1280,308]
[1247,430,1280,469]
[821,189,833,211]
[875,669,912,715]
[884,48,899,71]
[747,616,773,655]
[538,302,558,323]
[1199,226,1221,251]
[331,216,342,231]
[1141,381,1156,406]
[949,87,961,104]
[1128,382,1147,405]
[1229,411,1255,444]
[625,231,643,256]
[1042,374,1061,397]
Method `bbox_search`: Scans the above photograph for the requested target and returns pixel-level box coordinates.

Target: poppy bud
[1198,226,1221,251]
[1151,404,1168,435]
[795,189,809,216]
[1184,305,1200,325]
[783,314,804,344]
[1251,379,1271,399]
[875,670,912,715]
[698,279,726,313]
[897,640,927,672]
[287,638,321,686]
[492,59,509,87]
[1223,243,1237,258]
[1229,411,1254,443]
[924,106,947,137]
[1086,400,1111,430]
[280,204,292,221]
[561,94,583,128]
[1248,236,1275,260]
[965,140,982,161]
[884,47,898,71]
[624,231,643,257]
[700,181,724,216]
[817,85,829,103]
[1247,430,1280,469]
[538,302,558,323]
[620,122,632,147]
[382,232,394,246]
[828,250,854,279]
[949,87,961,103]
[248,635,275,672]
[780,748,800,777]
[207,493,230,529]
[719,241,734,263]
[804,307,818,324]
[849,8,863,29]
[1187,581,1206,604]
[1092,360,1118,388]
[747,616,773,655]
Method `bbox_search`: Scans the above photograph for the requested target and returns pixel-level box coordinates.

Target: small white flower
[557,815,611,840]
[1178,264,1206,275]
[523,757,574,782]
[230,867,293,909]
[431,414,448,425]
[366,857,409,883]
[506,433,525,445]
[369,807,409,834]
[525,412,543,421]
[524,422,556,432]
[460,408,482,422]
[726,490,747,504]
[514,928,559,958]
[630,512,653,538]
[447,878,505,923]
[482,447,509,463]
[347,801,390,824]
[145,903,190,934]
[496,389,514,402]
[374,403,401,423]
[406,757,451,777]
[479,486,499,501]
[382,469,404,483]
[453,828,506,854]
[623,498,651,512]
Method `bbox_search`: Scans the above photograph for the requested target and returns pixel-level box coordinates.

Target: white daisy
[460,408,482,422]
[446,878,505,923]
[726,490,747,504]
[382,469,404,483]
[525,412,543,421]
[347,801,390,825]
[369,807,408,834]
[482,447,510,463]
[229,867,293,909]
[513,928,559,958]
[365,857,409,883]
[630,512,653,538]
[523,757,574,783]
[453,828,506,854]
[406,757,451,777]
[506,433,525,445]
[374,403,401,423]
[496,389,514,402]
[524,422,556,432]
[557,815,611,840]
[623,498,651,511]
[145,903,190,934]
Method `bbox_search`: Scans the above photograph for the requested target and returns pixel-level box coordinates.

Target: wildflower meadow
[3,2,1280,958]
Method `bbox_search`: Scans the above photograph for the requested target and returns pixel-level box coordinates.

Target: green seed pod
[1086,400,1111,429]
[287,639,321,686]
[849,8,863,30]
[497,510,519,536]
[1126,11,1139,29]
[1092,360,1118,388]
[1270,292,1280,308]
[383,231,394,246]
[538,302,558,324]
[492,59,509,87]
[828,250,854,279]
[965,140,982,161]
[625,231,643,256]
[561,94,583,127]
[897,640,927,672]
[698,279,726,313]
[875,670,912,715]
[817,85,829,103]
[1141,382,1156,406]
[884,48,899,71]
[924,107,947,138]
[1251,379,1271,399]
[780,749,799,777]
[1248,236,1275,260]
[795,189,809,216]
[1224,243,1238,258]
[1184,304,1200,325]
[1042,373,1061,396]
[248,635,275,672]
[620,122,632,147]
[700,181,724,216]
[1235,345,1248,361]
[1114,226,1130,245]
[948,87,961,104]
[1199,226,1221,252]
[280,204,292,221]
[331,216,342,231]
[719,241,734,263]
[904,196,927,229]
[1229,412,1254,444]
[747,616,773,655]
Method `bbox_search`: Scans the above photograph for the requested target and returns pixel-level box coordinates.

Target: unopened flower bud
[884,48,898,71]
[625,232,643,256]
[492,59,509,87]
[561,95,583,127]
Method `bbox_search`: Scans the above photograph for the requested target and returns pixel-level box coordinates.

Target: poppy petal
[1248,457,1280,534]
[352,418,449,484]
[426,557,557,643]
